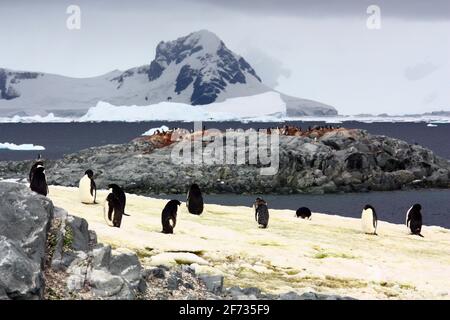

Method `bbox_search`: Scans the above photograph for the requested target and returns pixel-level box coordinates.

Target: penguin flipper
[123,213,131,216]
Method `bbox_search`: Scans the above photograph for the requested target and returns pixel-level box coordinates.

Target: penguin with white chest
[406,204,424,237]
[79,169,97,204]
[361,204,378,235]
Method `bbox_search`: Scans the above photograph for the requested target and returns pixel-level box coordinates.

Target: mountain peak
[147,30,262,105]
[0,31,338,117]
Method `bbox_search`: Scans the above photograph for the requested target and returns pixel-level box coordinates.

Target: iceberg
[78,92,287,122]
[0,142,46,151]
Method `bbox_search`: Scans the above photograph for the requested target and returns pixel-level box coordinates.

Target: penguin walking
[104,184,129,228]
[30,164,48,197]
[296,207,312,220]
[187,183,204,215]
[406,204,424,237]
[161,200,181,234]
[254,197,269,229]
[79,169,97,204]
[361,204,378,235]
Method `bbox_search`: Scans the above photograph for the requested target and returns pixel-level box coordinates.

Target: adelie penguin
[29,154,44,183]
[254,197,269,229]
[187,183,204,215]
[296,207,312,220]
[79,169,97,204]
[29,156,48,197]
[361,204,378,235]
[161,200,181,234]
[406,204,424,237]
[104,184,130,228]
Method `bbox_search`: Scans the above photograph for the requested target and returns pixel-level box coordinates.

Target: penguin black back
[161,200,181,234]
[108,184,126,211]
[29,160,44,182]
[106,184,127,228]
[30,165,48,196]
[296,207,312,220]
[187,183,204,215]
[254,197,269,228]
[85,169,97,200]
[407,204,423,237]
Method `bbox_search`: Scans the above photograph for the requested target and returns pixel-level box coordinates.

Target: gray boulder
[0,237,44,299]
[65,215,90,252]
[0,182,53,266]
[198,274,224,294]
[109,249,145,292]
[88,269,134,300]
[91,244,112,270]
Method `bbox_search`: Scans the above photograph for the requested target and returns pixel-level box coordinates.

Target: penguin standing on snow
[29,154,44,183]
[79,169,97,204]
[161,200,181,234]
[406,204,424,237]
[361,204,378,235]
[254,197,269,229]
[104,184,129,228]
[30,164,48,197]
[187,183,204,215]
[296,207,312,220]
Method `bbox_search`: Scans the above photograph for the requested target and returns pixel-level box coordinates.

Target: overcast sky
[0,0,449,114]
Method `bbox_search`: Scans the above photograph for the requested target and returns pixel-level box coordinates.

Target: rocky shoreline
[0,128,449,195]
[0,182,353,300]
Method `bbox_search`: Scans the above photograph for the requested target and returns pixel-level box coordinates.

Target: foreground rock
[0,182,148,300]
[1,128,449,195]
[0,183,53,299]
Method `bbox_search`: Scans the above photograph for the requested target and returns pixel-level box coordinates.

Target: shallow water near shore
[154,189,450,229]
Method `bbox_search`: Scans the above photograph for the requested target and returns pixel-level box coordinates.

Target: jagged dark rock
[1,129,448,195]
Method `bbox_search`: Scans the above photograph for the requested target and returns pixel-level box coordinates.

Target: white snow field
[46,185,450,300]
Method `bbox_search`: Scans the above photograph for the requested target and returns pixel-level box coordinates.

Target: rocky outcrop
[1,128,448,195]
[0,183,53,299]
[0,182,148,300]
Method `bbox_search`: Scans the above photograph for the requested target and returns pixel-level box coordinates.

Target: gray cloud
[192,0,450,20]
[404,62,440,81]
[242,47,292,88]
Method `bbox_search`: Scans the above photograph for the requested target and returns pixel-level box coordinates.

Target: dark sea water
[1,121,449,228]
[0,121,449,161]
[154,189,450,229]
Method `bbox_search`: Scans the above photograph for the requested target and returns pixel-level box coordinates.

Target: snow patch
[142,125,170,136]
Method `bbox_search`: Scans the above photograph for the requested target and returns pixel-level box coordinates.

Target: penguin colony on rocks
[27,157,426,237]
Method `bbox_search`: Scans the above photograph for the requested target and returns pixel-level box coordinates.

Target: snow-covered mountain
[0,30,337,117]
